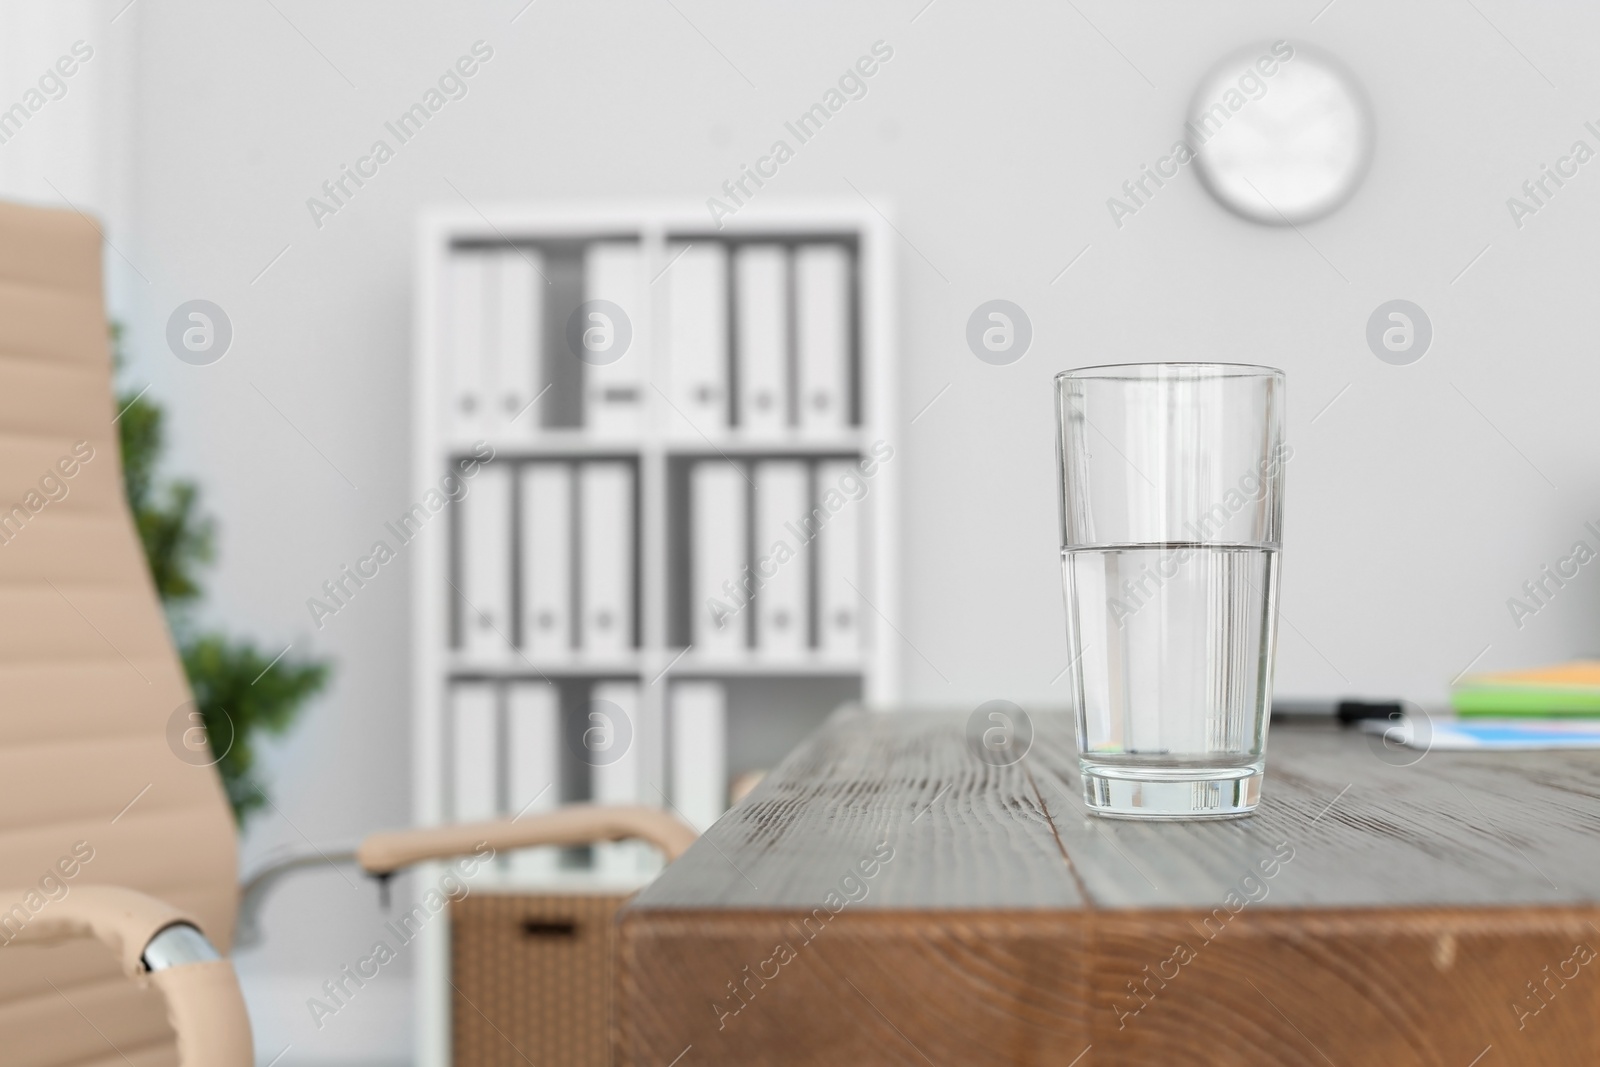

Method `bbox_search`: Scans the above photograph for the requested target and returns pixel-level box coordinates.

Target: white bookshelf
[409,201,898,1064]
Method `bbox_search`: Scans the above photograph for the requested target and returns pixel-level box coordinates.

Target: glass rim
[1055,361,1285,381]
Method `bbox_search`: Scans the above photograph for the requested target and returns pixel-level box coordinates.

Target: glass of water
[1055,363,1286,818]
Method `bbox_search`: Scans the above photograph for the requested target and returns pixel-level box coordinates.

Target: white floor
[239,971,413,1067]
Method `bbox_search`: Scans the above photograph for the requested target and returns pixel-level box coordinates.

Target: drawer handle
[522,920,577,937]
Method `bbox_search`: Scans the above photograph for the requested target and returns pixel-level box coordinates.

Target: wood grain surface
[618,709,1600,1065]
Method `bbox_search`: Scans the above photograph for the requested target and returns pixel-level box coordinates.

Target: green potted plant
[117,326,330,824]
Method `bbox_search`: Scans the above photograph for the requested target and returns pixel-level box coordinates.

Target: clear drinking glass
[1055,363,1286,818]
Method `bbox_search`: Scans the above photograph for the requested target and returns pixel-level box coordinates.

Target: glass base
[1080,763,1262,819]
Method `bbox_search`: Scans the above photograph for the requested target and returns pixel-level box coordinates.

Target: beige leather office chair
[0,199,695,1066]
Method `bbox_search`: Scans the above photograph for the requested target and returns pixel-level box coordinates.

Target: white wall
[48,0,1600,1061]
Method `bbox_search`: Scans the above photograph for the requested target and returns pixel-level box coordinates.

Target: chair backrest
[0,200,239,1061]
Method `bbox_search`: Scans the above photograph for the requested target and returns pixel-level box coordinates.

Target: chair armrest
[1,884,251,1066]
[235,845,359,948]
[357,803,699,876]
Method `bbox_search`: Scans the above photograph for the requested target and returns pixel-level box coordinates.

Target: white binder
[815,460,861,657]
[507,680,560,879]
[671,681,727,833]
[753,461,809,656]
[795,244,851,435]
[588,680,643,878]
[446,252,491,442]
[664,242,729,437]
[582,242,646,436]
[460,462,513,657]
[519,463,572,659]
[451,682,499,822]
[690,461,747,657]
[495,249,543,441]
[578,462,635,657]
[734,244,788,435]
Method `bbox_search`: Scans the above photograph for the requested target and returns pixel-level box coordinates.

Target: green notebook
[1452,661,1600,717]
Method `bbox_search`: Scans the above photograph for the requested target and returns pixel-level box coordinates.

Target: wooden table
[618,709,1600,1065]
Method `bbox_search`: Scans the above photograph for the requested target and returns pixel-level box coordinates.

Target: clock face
[1189,42,1372,226]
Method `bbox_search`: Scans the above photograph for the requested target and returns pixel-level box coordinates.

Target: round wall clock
[1188,41,1372,225]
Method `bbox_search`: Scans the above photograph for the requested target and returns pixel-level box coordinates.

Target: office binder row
[456,455,865,661]
[443,238,858,439]
[690,458,861,657]
[456,460,635,658]
[449,678,728,877]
